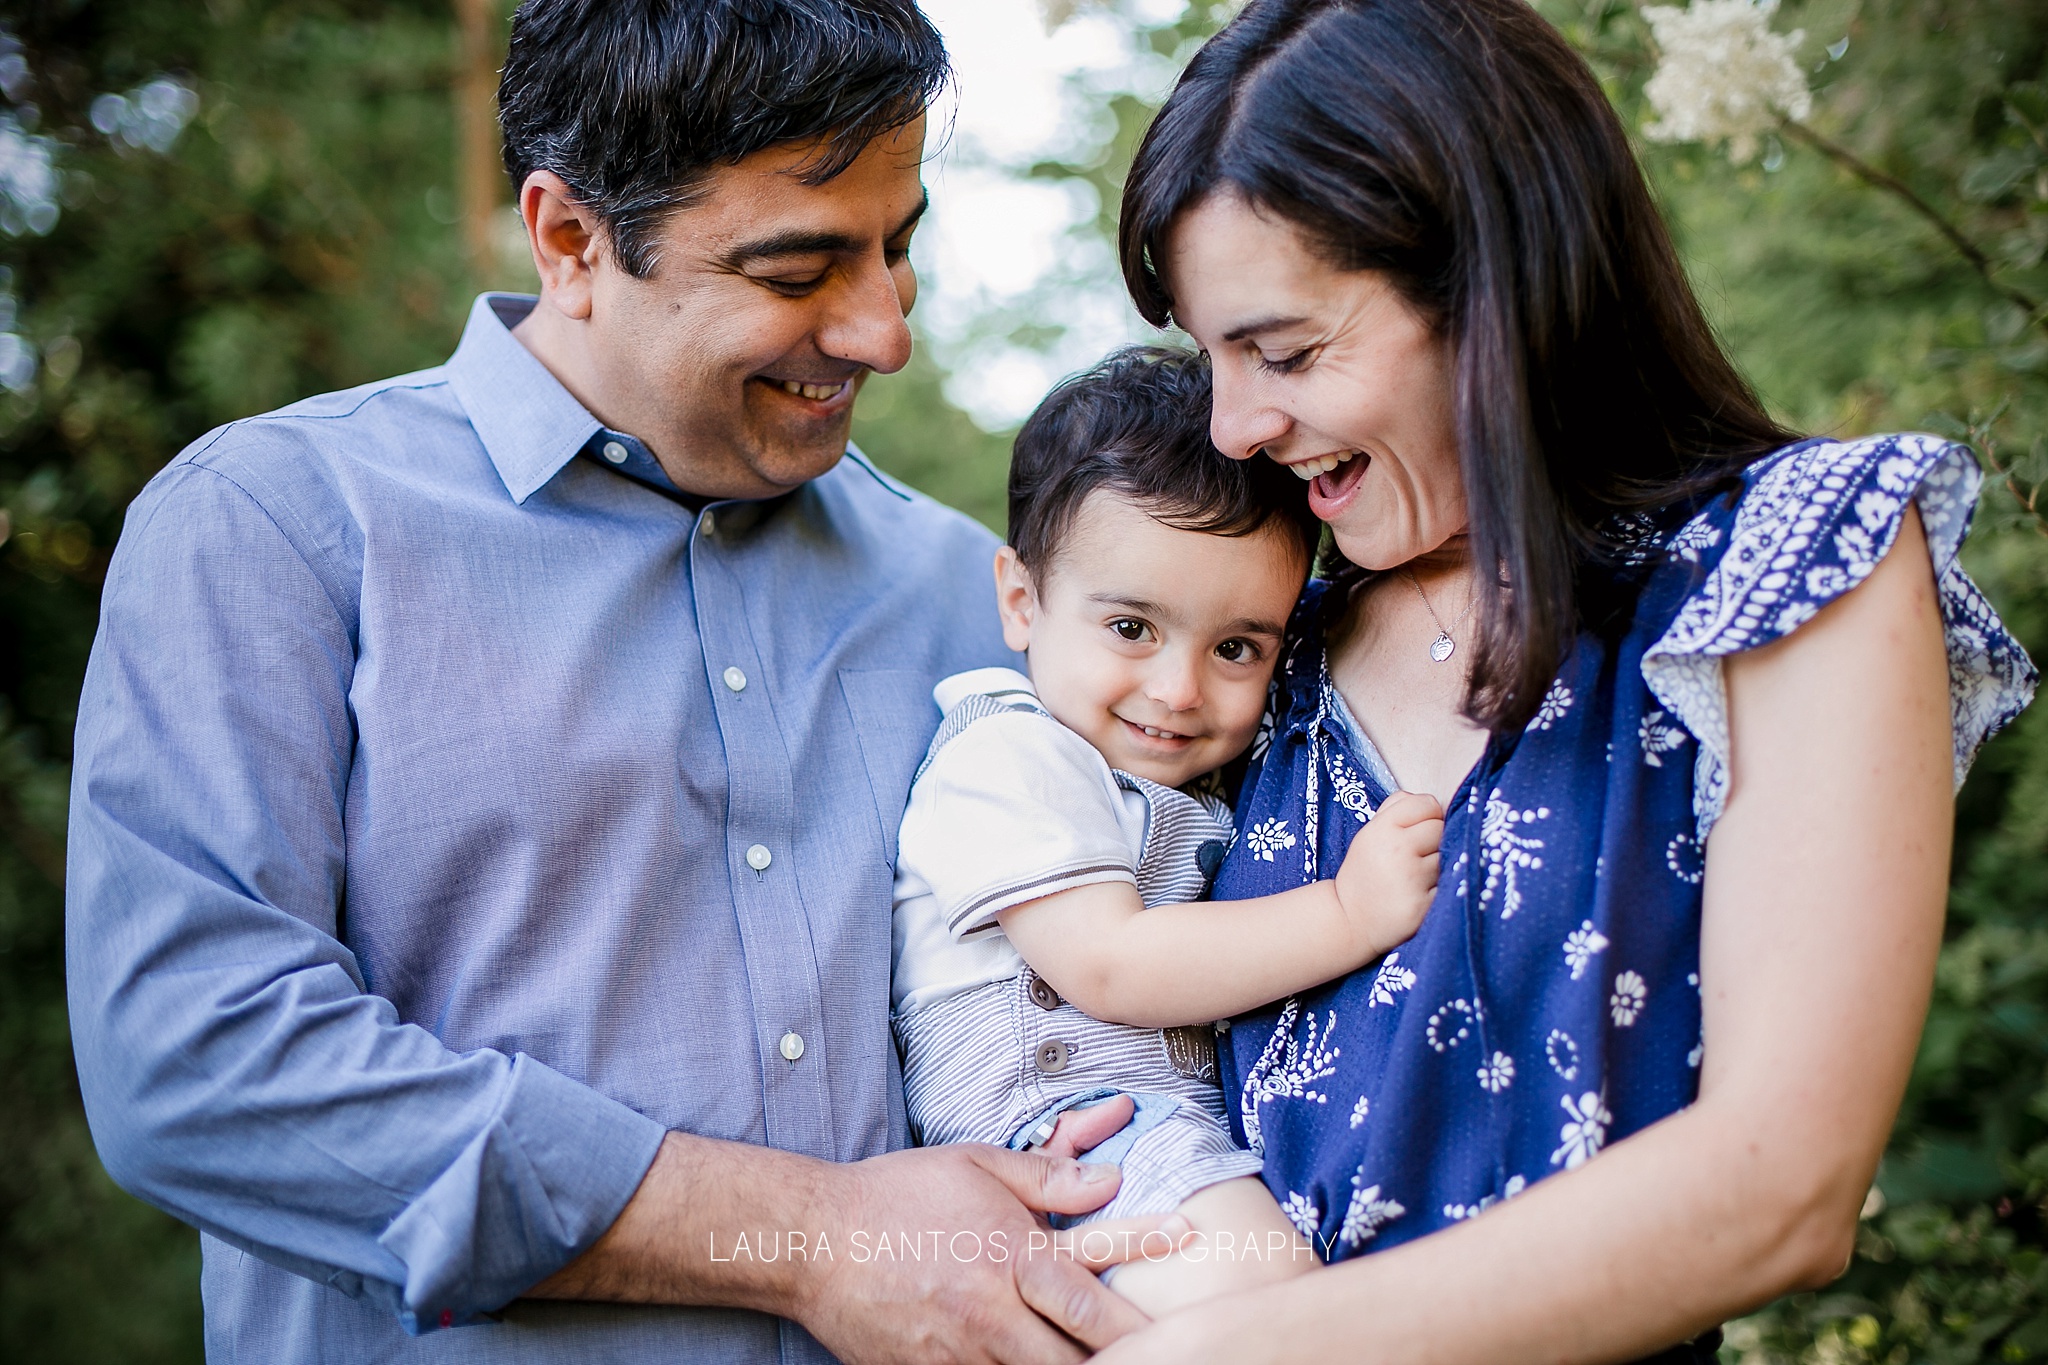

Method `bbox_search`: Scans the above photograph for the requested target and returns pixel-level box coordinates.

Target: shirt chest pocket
[837,668,940,868]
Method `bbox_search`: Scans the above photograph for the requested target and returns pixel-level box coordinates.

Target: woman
[1100,0,2037,1360]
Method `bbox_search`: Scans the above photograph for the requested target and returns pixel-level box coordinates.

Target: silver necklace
[1404,569,1476,663]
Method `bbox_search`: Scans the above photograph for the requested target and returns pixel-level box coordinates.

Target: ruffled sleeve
[1641,433,2038,839]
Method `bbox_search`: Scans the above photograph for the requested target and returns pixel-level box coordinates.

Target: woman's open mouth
[1309,449,1369,515]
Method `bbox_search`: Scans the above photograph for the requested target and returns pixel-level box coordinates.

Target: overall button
[746,844,773,871]
[699,511,718,537]
[779,1031,805,1062]
[1028,977,1061,1011]
[722,666,748,693]
[1034,1040,1070,1074]
[601,440,629,464]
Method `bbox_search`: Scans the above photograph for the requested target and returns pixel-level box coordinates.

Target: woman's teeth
[777,380,847,401]
[1291,450,1358,480]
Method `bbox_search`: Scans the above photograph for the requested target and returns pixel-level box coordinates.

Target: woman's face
[1165,192,1466,570]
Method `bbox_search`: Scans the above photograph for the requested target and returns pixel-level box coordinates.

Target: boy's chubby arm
[996,791,1445,1029]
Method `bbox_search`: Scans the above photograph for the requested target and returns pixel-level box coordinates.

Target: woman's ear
[993,546,1038,655]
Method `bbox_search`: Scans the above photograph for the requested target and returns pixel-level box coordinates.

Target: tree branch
[1782,119,2044,326]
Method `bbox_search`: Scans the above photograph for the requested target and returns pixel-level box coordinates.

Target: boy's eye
[1216,638,1260,663]
[1110,618,1149,642]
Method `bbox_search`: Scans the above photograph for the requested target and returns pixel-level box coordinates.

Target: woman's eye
[1256,348,1313,375]
[1216,638,1259,663]
[1110,618,1148,642]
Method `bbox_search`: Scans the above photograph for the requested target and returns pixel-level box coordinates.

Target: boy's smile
[994,490,1311,789]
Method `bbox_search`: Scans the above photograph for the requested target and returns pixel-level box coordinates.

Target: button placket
[691,513,834,1158]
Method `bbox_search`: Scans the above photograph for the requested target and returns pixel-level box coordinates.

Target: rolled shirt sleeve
[66,462,665,1332]
[897,709,1140,938]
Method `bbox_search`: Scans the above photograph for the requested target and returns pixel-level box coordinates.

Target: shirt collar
[445,293,602,504]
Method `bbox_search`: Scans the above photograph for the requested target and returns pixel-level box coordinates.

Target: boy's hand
[1332,790,1444,959]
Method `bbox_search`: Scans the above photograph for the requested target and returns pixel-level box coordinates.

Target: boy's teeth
[778,380,845,400]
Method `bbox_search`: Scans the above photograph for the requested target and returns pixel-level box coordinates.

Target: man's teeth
[1140,725,1181,739]
[778,380,847,401]
[1291,450,1358,480]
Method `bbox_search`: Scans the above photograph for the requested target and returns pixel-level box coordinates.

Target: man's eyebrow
[1221,314,1311,343]
[715,193,930,271]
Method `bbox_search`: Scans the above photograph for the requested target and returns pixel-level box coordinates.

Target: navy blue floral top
[1214,435,2038,1260]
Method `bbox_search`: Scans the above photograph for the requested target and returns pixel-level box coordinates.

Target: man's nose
[816,253,914,376]
[1209,364,1291,462]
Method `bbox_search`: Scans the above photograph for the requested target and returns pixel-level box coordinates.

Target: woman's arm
[1095,507,1952,1363]
[999,792,1443,1029]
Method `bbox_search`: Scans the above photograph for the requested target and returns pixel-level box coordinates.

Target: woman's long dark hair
[1120,0,1797,733]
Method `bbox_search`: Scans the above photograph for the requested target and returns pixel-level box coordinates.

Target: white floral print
[1240,998,1341,1154]
[1610,971,1648,1026]
[1244,817,1297,863]
[1479,793,1549,919]
[1562,920,1609,980]
[1327,748,1374,825]
[1665,832,1704,884]
[1545,1028,1580,1081]
[1369,952,1416,1007]
[1477,1051,1515,1093]
[1426,998,1477,1053]
[1340,1173,1406,1248]
[1639,709,1686,767]
[1349,1094,1370,1129]
[1280,1191,1321,1238]
[1528,680,1574,731]
[1443,1174,1526,1222]
[1551,1090,1613,1169]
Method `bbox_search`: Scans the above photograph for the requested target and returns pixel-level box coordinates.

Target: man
[66,2,1157,1360]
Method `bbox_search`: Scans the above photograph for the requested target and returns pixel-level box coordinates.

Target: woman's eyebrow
[1221,313,1311,343]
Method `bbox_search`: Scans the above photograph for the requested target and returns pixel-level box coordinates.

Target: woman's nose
[1208,365,1291,462]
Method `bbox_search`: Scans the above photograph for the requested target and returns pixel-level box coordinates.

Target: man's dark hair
[499,0,948,277]
[1008,347,1320,577]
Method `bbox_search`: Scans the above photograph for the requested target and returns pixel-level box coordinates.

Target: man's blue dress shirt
[66,294,1013,1362]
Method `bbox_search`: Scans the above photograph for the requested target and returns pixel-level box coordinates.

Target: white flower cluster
[1641,0,1812,164]
[91,76,199,156]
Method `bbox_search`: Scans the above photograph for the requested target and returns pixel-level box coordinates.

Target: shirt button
[699,511,717,537]
[779,1031,805,1062]
[746,844,773,871]
[1034,1039,1070,1074]
[601,440,629,464]
[723,666,748,693]
[1028,977,1061,1011]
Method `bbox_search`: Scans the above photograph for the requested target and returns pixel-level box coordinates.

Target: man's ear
[993,546,1038,655]
[520,171,602,322]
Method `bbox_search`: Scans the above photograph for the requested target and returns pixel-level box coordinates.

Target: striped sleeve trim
[944,862,1138,937]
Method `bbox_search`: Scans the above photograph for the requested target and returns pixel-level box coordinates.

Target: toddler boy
[890,347,1443,1316]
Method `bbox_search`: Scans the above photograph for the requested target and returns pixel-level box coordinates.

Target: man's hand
[531,1126,1180,1365]
[1333,790,1444,959]
[797,1142,1180,1365]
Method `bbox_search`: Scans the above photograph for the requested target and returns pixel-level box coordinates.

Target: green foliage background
[2,0,2046,1360]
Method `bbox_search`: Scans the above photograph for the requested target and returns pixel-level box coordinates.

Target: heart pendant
[1429,633,1455,663]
